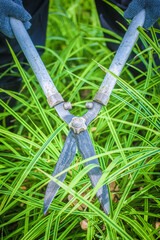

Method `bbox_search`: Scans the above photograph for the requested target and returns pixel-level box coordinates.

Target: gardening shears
[10,9,145,215]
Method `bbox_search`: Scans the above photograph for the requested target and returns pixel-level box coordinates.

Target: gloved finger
[7,2,31,22]
[0,18,14,38]
[144,8,159,29]
[143,8,153,29]
[12,0,23,5]
[1,20,31,38]
[23,21,32,31]
[124,0,144,19]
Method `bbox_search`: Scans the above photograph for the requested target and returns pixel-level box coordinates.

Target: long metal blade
[43,130,77,214]
[76,130,109,215]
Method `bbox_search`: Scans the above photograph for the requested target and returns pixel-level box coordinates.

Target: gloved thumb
[23,21,32,31]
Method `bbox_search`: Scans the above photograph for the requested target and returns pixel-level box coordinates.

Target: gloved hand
[0,0,31,38]
[124,0,160,29]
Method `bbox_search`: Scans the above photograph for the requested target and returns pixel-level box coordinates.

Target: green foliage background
[0,0,160,239]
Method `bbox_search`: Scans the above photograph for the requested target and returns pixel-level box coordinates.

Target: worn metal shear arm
[10,9,145,215]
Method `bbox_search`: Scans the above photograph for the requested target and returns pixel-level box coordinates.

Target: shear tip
[99,192,109,216]
[104,207,109,216]
[43,205,49,215]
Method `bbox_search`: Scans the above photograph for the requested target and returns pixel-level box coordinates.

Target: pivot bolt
[69,117,87,134]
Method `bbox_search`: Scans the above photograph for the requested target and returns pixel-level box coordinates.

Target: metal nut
[63,102,72,110]
[69,117,87,134]
[85,102,93,109]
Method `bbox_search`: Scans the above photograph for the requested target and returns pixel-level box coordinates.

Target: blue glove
[0,0,31,38]
[124,0,160,29]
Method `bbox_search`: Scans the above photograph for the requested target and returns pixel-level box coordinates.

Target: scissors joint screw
[69,117,87,134]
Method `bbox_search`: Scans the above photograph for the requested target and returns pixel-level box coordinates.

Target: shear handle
[93,9,146,105]
[10,17,64,108]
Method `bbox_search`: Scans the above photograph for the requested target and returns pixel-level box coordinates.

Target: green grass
[0,0,160,239]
